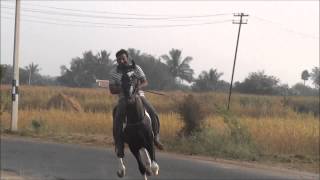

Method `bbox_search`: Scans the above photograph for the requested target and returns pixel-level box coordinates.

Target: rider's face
[116,54,129,65]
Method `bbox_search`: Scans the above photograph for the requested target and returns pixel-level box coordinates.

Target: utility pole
[11,0,21,131]
[227,13,249,110]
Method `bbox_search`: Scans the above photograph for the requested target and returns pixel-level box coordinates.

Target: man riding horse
[109,49,164,158]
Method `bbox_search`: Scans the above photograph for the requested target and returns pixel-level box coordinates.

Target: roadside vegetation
[0,85,318,173]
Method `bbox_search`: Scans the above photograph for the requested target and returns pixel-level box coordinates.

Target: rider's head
[116,49,129,65]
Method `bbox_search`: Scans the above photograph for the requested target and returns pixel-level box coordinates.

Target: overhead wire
[1,5,232,21]
[1,2,317,36]
[1,4,233,28]
[251,15,319,39]
[1,11,134,27]
[17,2,233,18]
[2,4,316,38]
[1,12,233,29]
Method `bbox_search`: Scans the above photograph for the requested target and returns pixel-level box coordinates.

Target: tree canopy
[310,67,319,88]
[192,68,229,92]
[1,48,318,96]
[161,49,194,83]
[234,71,280,95]
[57,50,114,87]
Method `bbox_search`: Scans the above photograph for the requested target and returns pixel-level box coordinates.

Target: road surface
[1,136,318,180]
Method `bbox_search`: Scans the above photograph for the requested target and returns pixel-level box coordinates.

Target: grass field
[0,85,319,173]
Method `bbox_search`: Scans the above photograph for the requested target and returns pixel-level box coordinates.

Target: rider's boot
[154,134,164,150]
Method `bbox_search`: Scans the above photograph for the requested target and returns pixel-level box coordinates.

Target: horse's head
[120,61,145,124]
[120,61,139,103]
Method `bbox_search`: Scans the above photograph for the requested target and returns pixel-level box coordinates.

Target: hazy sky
[1,1,319,86]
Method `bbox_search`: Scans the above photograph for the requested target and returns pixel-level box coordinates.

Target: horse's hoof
[151,161,159,176]
[146,170,152,176]
[146,166,153,176]
[117,169,125,178]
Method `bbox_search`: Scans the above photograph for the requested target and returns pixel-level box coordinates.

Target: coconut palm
[25,62,40,85]
[193,68,224,91]
[161,49,194,83]
[301,70,310,86]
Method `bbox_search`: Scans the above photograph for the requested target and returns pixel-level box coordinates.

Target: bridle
[120,61,139,103]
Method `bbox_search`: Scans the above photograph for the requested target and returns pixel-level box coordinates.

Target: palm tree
[161,49,194,83]
[301,70,310,86]
[207,69,223,84]
[195,68,223,91]
[25,62,40,85]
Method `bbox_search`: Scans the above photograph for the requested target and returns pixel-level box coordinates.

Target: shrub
[178,94,208,136]
[31,119,42,133]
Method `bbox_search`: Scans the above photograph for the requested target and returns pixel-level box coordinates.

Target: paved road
[1,136,318,180]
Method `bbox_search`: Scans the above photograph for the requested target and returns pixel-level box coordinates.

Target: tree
[127,48,176,90]
[25,62,40,85]
[301,70,310,86]
[0,65,3,82]
[0,64,29,85]
[192,68,227,91]
[161,49,194,83]
[57,50,114,87]
[234,71,280,95]
[310,66,319,89]
[291,83,318,96]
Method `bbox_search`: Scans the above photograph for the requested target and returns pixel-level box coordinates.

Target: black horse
[113,61,159,179]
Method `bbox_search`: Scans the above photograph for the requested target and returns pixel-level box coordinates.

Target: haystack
[47,93,83,112]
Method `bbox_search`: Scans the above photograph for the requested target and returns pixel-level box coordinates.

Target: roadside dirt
[0,170,24,180]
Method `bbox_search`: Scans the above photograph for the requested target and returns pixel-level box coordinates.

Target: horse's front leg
[143,146,159,176]
[150,157,159,176]
[148,133,159,176]
[117,158,126,178]
[145,139,159,176]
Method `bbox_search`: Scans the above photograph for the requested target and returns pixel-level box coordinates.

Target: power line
[1,15,232,29]
[2,10,231,27]
[251,15,319,39]
[1,16,107,28]
[18,2,233,18]
[1,6,232,21]
[2,11,134,27]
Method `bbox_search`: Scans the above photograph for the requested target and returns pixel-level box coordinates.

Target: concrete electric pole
[227,13,249,110]
[11,0,21,131]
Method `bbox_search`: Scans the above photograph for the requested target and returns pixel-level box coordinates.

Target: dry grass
[203,114,319,156]
[240,115,319,157]
[1,110,113,135]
